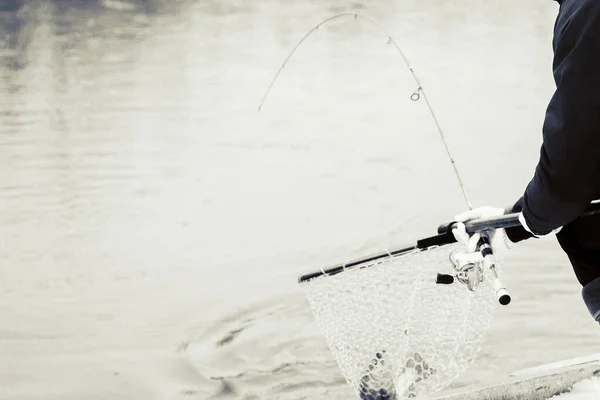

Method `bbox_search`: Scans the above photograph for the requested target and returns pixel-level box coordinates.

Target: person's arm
[519,0,600,236]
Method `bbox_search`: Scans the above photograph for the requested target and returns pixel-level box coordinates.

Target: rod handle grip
[494,279,511,306]
[437,214,520,235]
[438,202,600,236]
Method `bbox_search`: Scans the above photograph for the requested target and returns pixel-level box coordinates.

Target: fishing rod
[259,14,599,307]
[298,202,600,288]
[272,16,600,396]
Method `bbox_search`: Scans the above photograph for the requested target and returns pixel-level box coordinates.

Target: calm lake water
[1,0,599,399]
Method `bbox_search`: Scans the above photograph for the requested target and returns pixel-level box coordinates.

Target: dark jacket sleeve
[520,0,600,235]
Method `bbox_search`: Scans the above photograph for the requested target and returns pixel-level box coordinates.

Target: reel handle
[436,274,455,285]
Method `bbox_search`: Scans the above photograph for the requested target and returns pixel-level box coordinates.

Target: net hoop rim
[298,231,455,284]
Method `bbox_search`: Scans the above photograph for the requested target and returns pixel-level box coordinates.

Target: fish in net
[299,242,498,399]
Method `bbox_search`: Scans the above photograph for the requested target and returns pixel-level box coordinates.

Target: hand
[452,206,511,253]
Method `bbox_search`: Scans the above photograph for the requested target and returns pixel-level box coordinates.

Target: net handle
[298,202,600,284]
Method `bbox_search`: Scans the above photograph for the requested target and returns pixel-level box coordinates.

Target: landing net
[299,243,497,399]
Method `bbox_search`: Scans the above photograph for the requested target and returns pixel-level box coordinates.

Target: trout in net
[298,241,501,399]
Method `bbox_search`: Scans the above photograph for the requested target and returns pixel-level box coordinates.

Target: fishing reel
[436,231,511,306]
[449,251,485,292]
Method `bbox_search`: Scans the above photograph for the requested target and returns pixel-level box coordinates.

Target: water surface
[1,1,599,399]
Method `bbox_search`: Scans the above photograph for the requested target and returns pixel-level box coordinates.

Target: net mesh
[300,243,497,399]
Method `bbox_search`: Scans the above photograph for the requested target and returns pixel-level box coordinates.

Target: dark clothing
[582,276,600,322]
[519,0,600,235]
[556,212,600,286]
[507,0,600,305]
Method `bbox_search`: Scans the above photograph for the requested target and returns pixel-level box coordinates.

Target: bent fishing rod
[258,14,600,305]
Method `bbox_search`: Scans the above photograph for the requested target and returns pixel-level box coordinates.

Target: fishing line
[258,13,473,210]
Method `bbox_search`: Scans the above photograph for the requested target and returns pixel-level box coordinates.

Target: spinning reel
[436,231,511,306]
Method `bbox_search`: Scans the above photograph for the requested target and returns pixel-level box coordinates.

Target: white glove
[451,206,511,253]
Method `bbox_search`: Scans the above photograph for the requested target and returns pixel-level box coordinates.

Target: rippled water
[1,1,600,399]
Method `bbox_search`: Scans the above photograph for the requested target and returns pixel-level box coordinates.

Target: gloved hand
[451,206,511,254]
